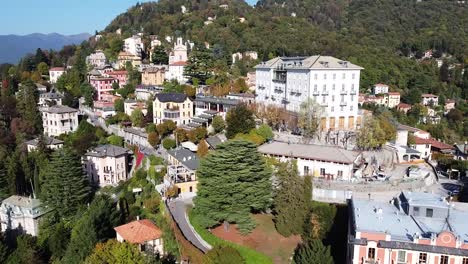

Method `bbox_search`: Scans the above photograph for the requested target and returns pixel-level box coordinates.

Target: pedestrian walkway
[167,198,212,253]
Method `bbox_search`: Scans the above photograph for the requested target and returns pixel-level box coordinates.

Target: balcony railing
[282,98,290,104]
[350,89,357,95]
[340,101,347,106]
[313,90,320,96]
[272,78,286,83]
[322,90,329,96]
[340,90,348,95]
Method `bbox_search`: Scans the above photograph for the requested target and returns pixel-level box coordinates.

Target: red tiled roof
[414,137,454,150]
[114,219,162,244]
[108,71,128,75]
[374,83,388,86]
[50,67,65,71]
[398,103,412,109]
[421,94,437,98]
[388,92,400,95]
[169,61,187,66]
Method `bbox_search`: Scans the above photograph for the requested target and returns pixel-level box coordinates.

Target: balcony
[340,101,347,106]
[321,102,328,107]
[258,85,266,90]
[340,90,348,95]
[282,98,290,104]
[321,90,329,96]
[274,88,284,94]
[163,111,181,119]
[313,90,320,96]
[272,78,286,83]
[350,89,357,95]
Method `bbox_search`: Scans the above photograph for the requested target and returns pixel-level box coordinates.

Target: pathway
[167,197,212,253]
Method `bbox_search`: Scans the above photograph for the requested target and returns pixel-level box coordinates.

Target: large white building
[124,35,144,57]
[40,105,79,137]
[258,141,362,181]
[83,145,131,187]
[255,56,363,131]
[0,196,49,236]
[49,67,65,84]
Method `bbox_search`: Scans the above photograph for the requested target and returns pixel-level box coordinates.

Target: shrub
[162,138,176,150]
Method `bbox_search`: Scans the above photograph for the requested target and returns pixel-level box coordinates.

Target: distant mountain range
[0,33,91,64]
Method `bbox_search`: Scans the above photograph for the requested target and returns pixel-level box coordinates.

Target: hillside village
[0,0,467,264]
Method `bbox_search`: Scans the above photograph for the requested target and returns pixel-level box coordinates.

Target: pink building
[90,77,117,101]
[106,71,128,88]
[83,145,131,187]
[348,192,468,264]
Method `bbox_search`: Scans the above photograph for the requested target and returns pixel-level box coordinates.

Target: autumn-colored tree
[197,139,209,157]
[84,239,146,264]
[147,132,160,147]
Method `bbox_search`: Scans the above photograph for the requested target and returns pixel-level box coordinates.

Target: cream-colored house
[117,51,142,69]
[114,219,164,255]
[124,99,148,116]
[167,148,199,196]
[153,93,193,126]
[387,92,401,108]
[83,145,131,187]
[25,136,64,152]
[40,105,79,137]
[142,66,166,86]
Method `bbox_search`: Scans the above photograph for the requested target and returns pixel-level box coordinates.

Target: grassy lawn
[188,211,273,264]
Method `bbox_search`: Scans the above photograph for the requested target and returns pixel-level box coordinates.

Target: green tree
[108,135,124,147]
[6,235,45,264]
[205,245,245,264]
[40,148,91,218]
[114,98,124,113]
[273,161,310,237]
[16,80,42,135]
[194,140,272,233]
[80,82,95,107]
[356,118,386,150]
[63,196,119,264]
[37,62,49,75]
[162,138,176,150]
[211,115,225,133]
[0,239,8,263]
[184,44,214,84]
[293,240,334,264]
[0,166,9,199]
[151,45,169,65]
[255,124,274,141]
[131,108,145,127]
[226,104,255,139]
[85,240,146,264]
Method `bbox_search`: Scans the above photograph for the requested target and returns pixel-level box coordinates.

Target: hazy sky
[1,0,258,35]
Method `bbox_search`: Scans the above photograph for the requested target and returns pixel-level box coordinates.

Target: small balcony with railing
[163,108,181,119]
[340,90,348,95]
[167,165,197,184]
[313,90,320,96]
[350,89,357,95]
[321,90,329,96]
[340,101,348,106]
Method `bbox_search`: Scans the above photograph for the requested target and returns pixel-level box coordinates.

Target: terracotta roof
[114,219,162,244]
[107,71,128,75]
[50,67,65,71]
[388,92,400,95]
[397,103,412,109]
[374,83,388,86]
[414,137,454,150]
[169,61,187,66]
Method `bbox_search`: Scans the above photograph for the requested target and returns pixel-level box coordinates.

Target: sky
[0,0,258,35]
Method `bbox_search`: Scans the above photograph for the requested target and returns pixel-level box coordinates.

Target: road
[167,198,212,253]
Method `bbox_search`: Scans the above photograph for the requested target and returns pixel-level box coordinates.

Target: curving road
[167,197,212,253]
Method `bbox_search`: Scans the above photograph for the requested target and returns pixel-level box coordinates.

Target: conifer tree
[194,140,271,233]
[273,161,310,237]
[293,240,334,264]
[40,148,91,217]
[225,104,255,139]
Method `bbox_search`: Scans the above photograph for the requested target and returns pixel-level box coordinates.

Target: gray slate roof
[255,55,363,70]
[167,148,200,171]
[2,195,43,209]
[85,145,130,158]
[206,134,227,149]
[41,105,78,114]
[25,136,64,147]
[258,141,360,164]
[194,96,240,106]
[155,93,188,103]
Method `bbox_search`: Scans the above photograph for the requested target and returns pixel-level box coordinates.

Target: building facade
[142,66,166,86]
[255,56,363,131]
[90,77,117,101]
[258,141,362,181]
[115,219,164,255]
[348,192,468,264]
[40,105,79,137]
[373,83,389,95]
[106,71,128,88]
[169,37,188,64]
[49,67,65,83]
[167,148,199,196]
[25,136,64,152]
[421,94,439,106]
[194,96,239,119]
[167,61,188,84]
[124,35,144,57]
[86,50,107,68]
[83,145,131,187]
[124,99,148,116]
[153,93,193,126]
[0,196,49,236]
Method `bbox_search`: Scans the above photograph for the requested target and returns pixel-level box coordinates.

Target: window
[324,74,327,80]
[333,73,336,80]
[413,206,420,216]
[314,84,318,90]
[418,253,427,263]
[426,208,434,217]
[331,106,334,112]
[397,251,406,264]
[352,73,356,79]
[463,258,468,264]
[323,84,326,91]
[332,84,336,90]
[314,74,318,80]
[332,95,335,102]
[342,84,345,90]
[337,171,343,177]
[351,84,355,89]
[320,168,325,176]
[367,248,376,259]
[304,166,309,175]
[342,73,346,79]
[440,255,449,264]
[351,95,354,101]
[340,106,344,111]
[322,96,326,103]
[350,106,353,111]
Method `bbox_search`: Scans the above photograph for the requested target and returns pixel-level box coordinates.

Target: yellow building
[166,148,199,197]
[142,66,166,86]
[117,51,142,69]
[153,93,193,126]
[387,92,401,108]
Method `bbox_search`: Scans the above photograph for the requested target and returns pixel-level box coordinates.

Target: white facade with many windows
[40,105,79,137]
[255,56,363,131]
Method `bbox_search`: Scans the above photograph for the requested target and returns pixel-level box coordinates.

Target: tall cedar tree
[194,140,271,233]
[41,148,91,217]
[273,161,311,237]
[293,239,334,264]
[63,196,119,264]
[16,80,42,136]
[225,104,255,139]
[151,45,169,65]
[184,44,214,84]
